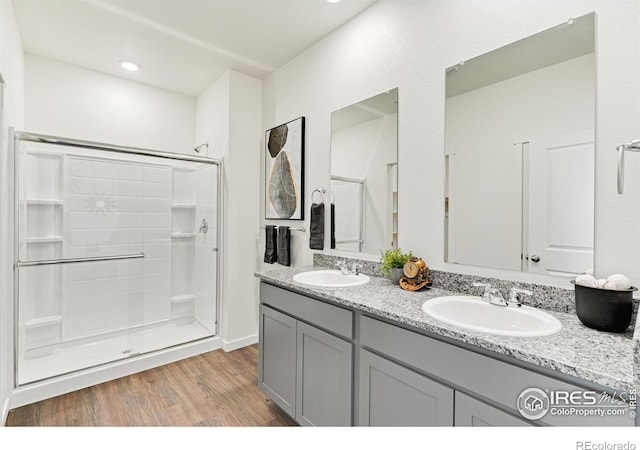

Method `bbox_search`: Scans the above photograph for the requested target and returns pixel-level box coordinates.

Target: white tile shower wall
[61,156,171,339]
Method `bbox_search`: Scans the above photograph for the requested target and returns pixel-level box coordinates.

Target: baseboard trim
[222,334,258,352]
[1,395,9,426]
[10,336,222,409]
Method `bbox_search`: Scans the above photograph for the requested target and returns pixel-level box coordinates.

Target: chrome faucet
[473,283,508,306]
[335,260,362,275]
[508,288,533,307]
[336,260,350,274]
[473,283,533,307]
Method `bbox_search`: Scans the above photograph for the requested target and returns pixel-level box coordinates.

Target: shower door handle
[16,252,145,267]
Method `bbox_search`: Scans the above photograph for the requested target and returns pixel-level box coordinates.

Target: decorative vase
[390,268,403,284]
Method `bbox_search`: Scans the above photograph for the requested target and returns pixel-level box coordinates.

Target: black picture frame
[265,116,305,220]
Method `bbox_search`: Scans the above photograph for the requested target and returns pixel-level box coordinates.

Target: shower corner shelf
[171,232,196,239]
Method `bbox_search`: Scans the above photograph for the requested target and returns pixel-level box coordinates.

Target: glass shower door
[15,137,219,385]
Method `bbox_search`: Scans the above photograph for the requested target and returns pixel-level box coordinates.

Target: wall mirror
[330,88,398,255]
[444,13,595,277]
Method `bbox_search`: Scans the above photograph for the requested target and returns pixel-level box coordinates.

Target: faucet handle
[350,263,362,274]
[473,282,491,293]
[472,282,492,300]
[508,288,532,306]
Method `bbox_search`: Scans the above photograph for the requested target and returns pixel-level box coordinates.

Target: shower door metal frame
[11,129,223,387]
[331,175,365,252]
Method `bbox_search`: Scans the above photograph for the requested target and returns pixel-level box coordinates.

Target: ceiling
[12,0,377,97]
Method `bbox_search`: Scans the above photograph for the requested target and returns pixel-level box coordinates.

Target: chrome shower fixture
[194,142,209,154]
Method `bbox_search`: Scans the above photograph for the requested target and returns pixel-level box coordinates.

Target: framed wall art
[265,116,305,220]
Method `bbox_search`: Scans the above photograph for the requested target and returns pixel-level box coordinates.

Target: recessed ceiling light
[120,60,140,72]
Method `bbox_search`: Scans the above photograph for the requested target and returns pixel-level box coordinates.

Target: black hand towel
[330,202,336,249]
[277,226,291,266]
[263,225,277,264]
[309,203,324,250]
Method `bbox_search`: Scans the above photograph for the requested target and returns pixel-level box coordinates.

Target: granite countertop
[256,266,635,393]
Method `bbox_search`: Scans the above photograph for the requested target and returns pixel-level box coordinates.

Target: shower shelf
[23,236,64,243]
[25,199,63,205]
[171,294,196,303]
[171,232,196,239]
[25,315,62,328]
[171,203,196,209]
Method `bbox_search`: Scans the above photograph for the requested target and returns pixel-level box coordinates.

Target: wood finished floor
[6,345,297,427]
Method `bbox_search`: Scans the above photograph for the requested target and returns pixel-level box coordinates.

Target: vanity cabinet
[259,281,634,427]
[359,349,453,426]
[455,392,533,427]
[359,315,633,427]
[295,321,352,426]
[259,284,353,426]
[259,305,297,418]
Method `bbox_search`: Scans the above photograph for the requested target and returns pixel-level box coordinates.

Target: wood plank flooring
[6,345,297,427]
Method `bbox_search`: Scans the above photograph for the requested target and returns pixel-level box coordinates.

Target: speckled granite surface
[313,253,640,319]
[256,265,635,393]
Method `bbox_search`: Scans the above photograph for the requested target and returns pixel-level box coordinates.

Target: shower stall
[12,131,221,387]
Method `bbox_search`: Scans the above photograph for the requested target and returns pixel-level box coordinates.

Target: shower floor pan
[18,317,214,385]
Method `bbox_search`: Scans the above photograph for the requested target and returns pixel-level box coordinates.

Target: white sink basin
[421,295,562,337]
[293,270,370,288]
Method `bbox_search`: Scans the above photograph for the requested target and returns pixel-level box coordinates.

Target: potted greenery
[380,248,413,284]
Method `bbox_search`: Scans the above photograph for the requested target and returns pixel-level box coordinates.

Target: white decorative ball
[595,278,609,289]
[607,274,631,291]
[575,274,596,287]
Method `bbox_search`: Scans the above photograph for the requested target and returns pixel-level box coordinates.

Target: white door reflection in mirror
[444,13,595,277]
[331,88,398,256]
[525,130,594,276]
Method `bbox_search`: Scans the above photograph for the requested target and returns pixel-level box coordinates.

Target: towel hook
[617,139,640,194]
[311,188,326,204]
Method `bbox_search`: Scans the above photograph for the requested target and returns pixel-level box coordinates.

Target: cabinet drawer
[260,282,353,339]
[360,315,633,427]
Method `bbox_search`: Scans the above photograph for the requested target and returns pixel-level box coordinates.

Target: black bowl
[571,280,637,333]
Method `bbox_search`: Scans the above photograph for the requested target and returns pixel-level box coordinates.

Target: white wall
[196,70,262,349]
[0,0,24,424]
[446,54,594,271]
[262,0,640,287]
[24,55,195,154]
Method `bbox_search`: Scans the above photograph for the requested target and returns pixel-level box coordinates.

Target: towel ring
[617,139,640,194]
[328,190,336,204]
[311,188,326,204]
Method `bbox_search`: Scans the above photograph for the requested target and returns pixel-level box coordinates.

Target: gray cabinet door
[296,321,353,426]
[259,305,297,418]
[359,349,454,426]
[455,391,533,426]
